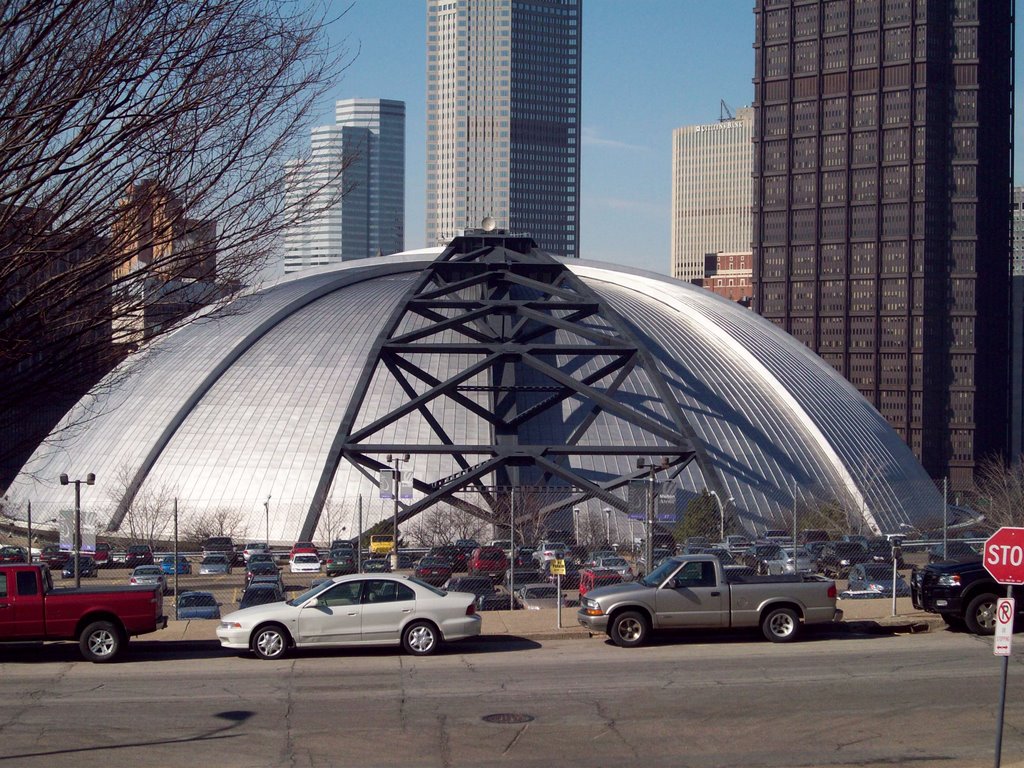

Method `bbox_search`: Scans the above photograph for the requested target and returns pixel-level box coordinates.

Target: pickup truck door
[654,561,728,628]
[0,569,45,639]
[296,580,363,644]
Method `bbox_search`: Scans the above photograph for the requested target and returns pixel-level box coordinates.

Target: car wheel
[252,624,290,660]
[965,593,999,635]
[402,621,440,656]
[761,606,801,643]
[79,620,123,663]
[941,613,965,628]
[609,611,648,648]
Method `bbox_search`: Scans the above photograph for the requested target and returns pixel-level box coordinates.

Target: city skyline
[321,1,1024,274]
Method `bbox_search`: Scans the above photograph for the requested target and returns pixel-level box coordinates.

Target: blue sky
[318,1,1024,274]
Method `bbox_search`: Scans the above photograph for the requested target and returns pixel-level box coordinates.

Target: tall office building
[1012,187,1024,458]
[284,98,405,273]
[752,0,1013,485]
[426,0,581,257]
[671,107,754,281]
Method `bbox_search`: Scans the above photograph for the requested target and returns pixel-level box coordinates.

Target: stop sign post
[983,527,1023,768]
[984,527,1024,585]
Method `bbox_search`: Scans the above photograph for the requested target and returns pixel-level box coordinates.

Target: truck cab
[0,564,167,661]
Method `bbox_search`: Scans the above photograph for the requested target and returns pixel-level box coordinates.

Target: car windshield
[419,557,448,567]
[601,557,628,568]
[639,558,681,586]
[203,555,227,564]
[179,593,216,607]
[295,554,318,562]
[128,546,150,554]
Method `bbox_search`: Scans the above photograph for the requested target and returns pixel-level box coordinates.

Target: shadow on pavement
[589,623,902,649]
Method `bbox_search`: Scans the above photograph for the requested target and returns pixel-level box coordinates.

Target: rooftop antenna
[719,99,734,122]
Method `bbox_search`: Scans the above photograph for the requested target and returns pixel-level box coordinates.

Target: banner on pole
[379,469,395,500]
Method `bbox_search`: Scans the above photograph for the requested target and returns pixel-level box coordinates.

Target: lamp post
[263,495,271,547]
[709,490,734,543]
[59,472,94,589]
[636,458,669,575]
[386,454,410,570]
[604,507,612,544]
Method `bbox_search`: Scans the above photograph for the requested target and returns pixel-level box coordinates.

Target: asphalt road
[0,629,1021,768]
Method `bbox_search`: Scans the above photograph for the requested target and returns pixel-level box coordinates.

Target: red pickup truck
[0,564,167,662]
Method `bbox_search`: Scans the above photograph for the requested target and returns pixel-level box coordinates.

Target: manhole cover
[482,713,535,725]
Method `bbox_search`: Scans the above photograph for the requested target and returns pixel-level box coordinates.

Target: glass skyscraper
[285,98,405,273]
[426,0,581,257]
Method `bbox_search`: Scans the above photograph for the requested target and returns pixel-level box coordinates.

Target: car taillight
[466,603,476,616]
[827,583,837,599]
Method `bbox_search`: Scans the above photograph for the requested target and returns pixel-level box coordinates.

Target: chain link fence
[0,474,994,618]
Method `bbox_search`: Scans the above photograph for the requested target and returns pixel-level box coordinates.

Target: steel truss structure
[300,233,723,539]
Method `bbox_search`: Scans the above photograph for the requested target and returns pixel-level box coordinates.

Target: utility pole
[60,472,94,589]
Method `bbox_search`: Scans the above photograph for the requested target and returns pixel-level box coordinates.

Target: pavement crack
[438,713,452,768]
[502,724,529,755]
[281,659,297,767]
[398,656,408,732]
[594,701,637,757]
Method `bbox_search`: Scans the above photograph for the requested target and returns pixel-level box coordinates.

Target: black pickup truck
[911,558,1023,635]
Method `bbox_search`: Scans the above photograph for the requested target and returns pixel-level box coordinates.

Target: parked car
[414,556,454,586]
[329,540,355,552]
[516,583,568,610]
[845,563,911,597]
[928,540,979,563]
[160,554,192,575]
[578,567,623,597]
[289,541,318,558]
[532,541,567,565]
[577,554,841,646]
[199,553,232,575]
[246,561,281,586]
[124,544,154,568]
[362,557,391,573]
[427,545,469,573]
[763,530,790,543]
[0,563,167,662]
[912,557,1023,634]
[741,543,785,572]
[467,546,508,579]
[369,535,394,555]
[720,535,753,554]
[816,542,871,578]
[290,553,322,574]
[242,542,269,562]
[61,555,99,579]
[593,556,633,581]
[505,568,546,592]
[0,545,28,563]
[250,572,285,593]
[217,574,481,659]
[129,565,169,594]
[238,583,284,610]
[201,537,235,558]
[512,546,537,569]
[764,546,814,575]
[840,534,870,546]
[176,591,221,620]
[247,552,276,566]
[325,551,357,576]
[92,542,112,567]
[445,576,496,598]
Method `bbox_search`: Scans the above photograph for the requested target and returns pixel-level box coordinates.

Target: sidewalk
[153,596,940,645]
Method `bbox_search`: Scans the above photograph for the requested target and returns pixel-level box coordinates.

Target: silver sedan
[216,574,482,659]
[766,546,814,575]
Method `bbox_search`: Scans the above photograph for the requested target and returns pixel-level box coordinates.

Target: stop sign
[983,527,1024,585]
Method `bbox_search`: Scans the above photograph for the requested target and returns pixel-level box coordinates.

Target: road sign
[550,559,566,576]
[983,527,1024,585]
[994,598,1015,656]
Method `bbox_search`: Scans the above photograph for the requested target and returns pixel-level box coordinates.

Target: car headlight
[581,598,603,616]
[219,621,242,630]
[840,559,851,566]
[937,574,961,587]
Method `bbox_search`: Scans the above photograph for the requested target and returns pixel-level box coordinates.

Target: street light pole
[387,454,410,570]
[637,458,669,575]
[710,490,734,543]
[264,495,271,547]
[60,472,95,589]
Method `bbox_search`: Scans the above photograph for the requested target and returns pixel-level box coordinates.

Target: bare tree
[108,463,172,547]
[181,506,246,547]
[970,455,1024,529]
[0,0,349,478]
[405,505,489,549]
[315,499,349,546]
